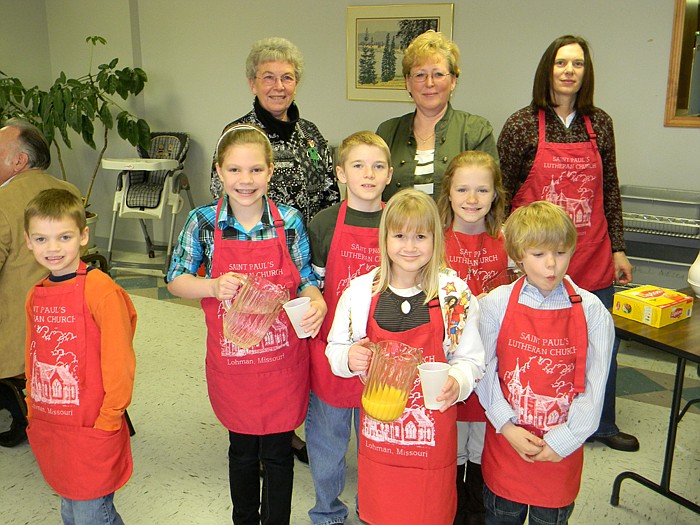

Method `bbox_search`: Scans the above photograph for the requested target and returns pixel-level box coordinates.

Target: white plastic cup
[283,297,312,339]
[418,362,451,410]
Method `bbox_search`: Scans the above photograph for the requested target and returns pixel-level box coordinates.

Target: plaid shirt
[167,196,318,292]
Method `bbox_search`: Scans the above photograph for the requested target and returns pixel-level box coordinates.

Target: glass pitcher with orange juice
[361,340,422,422]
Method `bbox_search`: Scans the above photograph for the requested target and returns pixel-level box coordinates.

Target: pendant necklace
[390,288,422,315]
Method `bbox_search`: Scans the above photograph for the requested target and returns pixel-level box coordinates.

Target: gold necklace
[414,130,435,144]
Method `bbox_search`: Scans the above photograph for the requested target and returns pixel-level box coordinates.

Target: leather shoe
[587,431,639,452]
[0,417,28,448]
[292,444,309,464]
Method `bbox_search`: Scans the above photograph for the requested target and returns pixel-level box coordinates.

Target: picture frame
[346,4,454,102]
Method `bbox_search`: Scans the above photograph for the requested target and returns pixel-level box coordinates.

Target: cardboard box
[613,285,693,328]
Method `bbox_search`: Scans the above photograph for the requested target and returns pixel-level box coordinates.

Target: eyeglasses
[410,71,452,84]
[256,74,297,86]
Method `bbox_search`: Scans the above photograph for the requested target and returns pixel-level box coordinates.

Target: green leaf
[99,102,113,129]
[53,89,64,114]
[115,82,128,99]
[130,70,145,95]
[86,35,107,46]
[81,116,95,149]
[108,57,118,69]
[136,118,151,149]
[106,75,117,95]
[126,118,138,146]
[117,112,128,140]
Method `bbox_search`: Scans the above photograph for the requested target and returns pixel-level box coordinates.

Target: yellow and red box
[613,285,693,328]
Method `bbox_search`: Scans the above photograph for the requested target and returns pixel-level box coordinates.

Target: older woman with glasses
[209,37,339,223]
[377,30,497,202]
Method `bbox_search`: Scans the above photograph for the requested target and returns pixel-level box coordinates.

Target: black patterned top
[210,98,339,224]
[497,104,625,252]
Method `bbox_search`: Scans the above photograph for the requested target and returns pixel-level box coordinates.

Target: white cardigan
[325,267,485,402]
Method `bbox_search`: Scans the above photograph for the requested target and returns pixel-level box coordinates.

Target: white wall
[4,0,699,247]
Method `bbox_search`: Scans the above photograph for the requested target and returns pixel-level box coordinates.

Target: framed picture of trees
[346,4,454,101]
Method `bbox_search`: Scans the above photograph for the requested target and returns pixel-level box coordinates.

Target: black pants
[228,430,294,525]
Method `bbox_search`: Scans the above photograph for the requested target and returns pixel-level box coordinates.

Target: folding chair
[103,132,194,275]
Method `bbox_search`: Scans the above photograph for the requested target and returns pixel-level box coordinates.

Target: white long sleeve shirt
[476,276,614,458]
[325,267,485,402]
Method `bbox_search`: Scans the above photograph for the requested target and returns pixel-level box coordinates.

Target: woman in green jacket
[377,30,498,202]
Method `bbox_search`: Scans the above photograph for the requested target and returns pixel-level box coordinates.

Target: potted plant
[0,35,151,210]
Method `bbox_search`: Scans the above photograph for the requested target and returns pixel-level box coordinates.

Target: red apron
[201,198,309,435]
[310,201,381,407]
[358,295,457,525]
[26,262,132,500]
[511,110,613,291]
[481,277,588,508]
[445,228,508,422]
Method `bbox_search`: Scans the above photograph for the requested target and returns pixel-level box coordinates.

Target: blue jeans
[305,391,360,525]
[590,285,620,437]
[60,494,123,525]
[483,485,574,525]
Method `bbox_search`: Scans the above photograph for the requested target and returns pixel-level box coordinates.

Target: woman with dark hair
[497,35,638,454]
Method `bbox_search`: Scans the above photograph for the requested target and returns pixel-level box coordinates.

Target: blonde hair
[402,30,461,78]
[215,124,273,167]
[336,130,392,168]
[245,37,304,82]
[24,188,86,232]
[504,201,577,263]
[375,189,445,301]
[437,151,505,237]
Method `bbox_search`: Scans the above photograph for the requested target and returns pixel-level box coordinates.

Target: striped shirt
[166,196,318,292]
[475,276,614,458]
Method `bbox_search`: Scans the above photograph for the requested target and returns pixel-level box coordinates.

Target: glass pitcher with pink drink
[222,273,289,349]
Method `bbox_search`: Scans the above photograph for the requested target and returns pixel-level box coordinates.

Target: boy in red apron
[305,131,392,525]
[167,124,326,524]
[24,189,137,525]
[498,35,636,453]
[438,151,509,525]
[476,201,614,524]
[326,190,485,525]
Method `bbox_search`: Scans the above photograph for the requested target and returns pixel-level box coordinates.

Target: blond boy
[477,201,613,524]
[305,131,392,525]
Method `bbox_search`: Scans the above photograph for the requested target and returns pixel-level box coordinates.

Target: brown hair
[532,35,595,114]
[402,30,460,78]
[215,123,273,167]
[437,151,505,237]
[24,188,86,232]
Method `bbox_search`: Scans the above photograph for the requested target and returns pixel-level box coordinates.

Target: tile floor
[1,261,698,524]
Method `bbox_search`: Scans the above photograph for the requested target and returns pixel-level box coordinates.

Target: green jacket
[376,103,498,201]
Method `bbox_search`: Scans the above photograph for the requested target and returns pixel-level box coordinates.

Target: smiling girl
[438,150,509,524]
[167,124,326,523]
[326,189,484,525]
